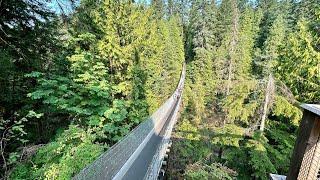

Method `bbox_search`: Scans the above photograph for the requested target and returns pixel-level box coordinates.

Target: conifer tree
[152,0,165,17]
[217,1,259,125]
[256,14,286,131]
[4,0,320,179]
[10,0,185,177]
[277,18,320,103]
[184,0,216,124]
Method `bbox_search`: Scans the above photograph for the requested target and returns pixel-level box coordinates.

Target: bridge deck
[123,99,179,180]
[72,64,185,180]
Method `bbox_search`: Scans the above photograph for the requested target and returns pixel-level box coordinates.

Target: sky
[46,0,79,14]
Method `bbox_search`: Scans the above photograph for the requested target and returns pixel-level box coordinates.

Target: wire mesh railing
[73,64,185,180]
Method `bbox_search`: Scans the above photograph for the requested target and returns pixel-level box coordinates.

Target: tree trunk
[218,147,223,159]
[260,74,274,131]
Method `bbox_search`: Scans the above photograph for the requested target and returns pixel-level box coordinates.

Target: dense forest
[0,0,319,179]
[168,0,319,179]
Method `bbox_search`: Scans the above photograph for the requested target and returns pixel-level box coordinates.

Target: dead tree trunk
[260,74,275,131]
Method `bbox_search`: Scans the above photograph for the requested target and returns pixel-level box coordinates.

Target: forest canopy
[0,0,319,179]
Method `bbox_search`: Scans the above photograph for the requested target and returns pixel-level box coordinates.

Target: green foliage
[10,125,104,179]
[174,120,211,164]
[3,0,318,179]
[183,0,217,125]
[9,0,185,178]
[0,111,43,178]
[222,146,248,177]
[254,13,287,77]
[276,19,320,103]
[222,80,259,125]
[185,162,236,180]
[102,100,132,142]
[27,52,111,123]
[265,121,295,174]
[26,0,184,142]
[246,133,277,180]
[177,120,201,141]
[0,1,64,176]
[272,96,302,125]
[212,124,245,148]
[169,1,310,179]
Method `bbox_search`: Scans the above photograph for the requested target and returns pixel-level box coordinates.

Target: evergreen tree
[9,0,185,178]
[0,1,62,177]
[216,1,259,125]
[170,1,305,179]
[2,0,319,179]
[152,0,165,17]
[184,0,216,124]
[255,13,287,131]
[277,18,320,103]
[0,0,61,123]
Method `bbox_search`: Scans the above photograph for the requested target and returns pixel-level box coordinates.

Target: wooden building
[270,104,320,180]
[287,104,320,180]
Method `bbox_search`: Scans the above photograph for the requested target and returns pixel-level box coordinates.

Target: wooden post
[287,104,320,180]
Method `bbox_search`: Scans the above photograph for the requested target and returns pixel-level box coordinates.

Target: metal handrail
[73,64,186,180]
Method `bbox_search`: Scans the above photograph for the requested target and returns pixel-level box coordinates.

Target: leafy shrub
[246,133,277,180]
[211,124,245,148]
[185,162,237,180]
[173,120,211,165]
[265,121,296,174]
[10,125,104,179]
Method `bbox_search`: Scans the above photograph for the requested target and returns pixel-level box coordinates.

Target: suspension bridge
[72,64,186,180]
